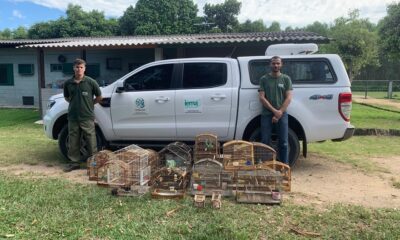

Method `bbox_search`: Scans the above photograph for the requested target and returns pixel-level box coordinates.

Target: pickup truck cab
[43,44,354,166]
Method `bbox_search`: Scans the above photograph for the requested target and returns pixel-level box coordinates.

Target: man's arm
[94,96,103,105]
[259,90,279,115]
[280,90,293,113]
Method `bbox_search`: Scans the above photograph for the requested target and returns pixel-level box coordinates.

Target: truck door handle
[155,96,170,103]
[211,94,226,101]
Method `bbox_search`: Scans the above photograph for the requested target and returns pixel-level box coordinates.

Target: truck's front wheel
[246,127,300,167]
[58,125,104,162]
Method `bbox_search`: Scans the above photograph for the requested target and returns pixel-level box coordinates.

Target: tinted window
[249,59,336,85]
[182,63,227,88]
[124,64,173,91]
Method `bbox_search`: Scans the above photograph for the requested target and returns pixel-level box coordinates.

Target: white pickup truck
[43,44,354,166]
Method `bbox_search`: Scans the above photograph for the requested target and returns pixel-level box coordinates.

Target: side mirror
[116,86,125,93]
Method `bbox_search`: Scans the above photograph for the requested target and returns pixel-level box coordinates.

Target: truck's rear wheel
[58,125,104,162]
[246,127,300,167]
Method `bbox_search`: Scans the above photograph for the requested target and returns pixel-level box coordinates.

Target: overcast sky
[1,0,399,30]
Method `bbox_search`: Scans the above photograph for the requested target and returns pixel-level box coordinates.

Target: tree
[119,6,136,35]
[204,0,241,32]
[304,21,329,36]
[123,0,198,35]
[378,3,400,59]
[237,19,267,32]
[28,4,118,38]
[326,10,379,80]
[0,28,12,39]
[267,21,281,32]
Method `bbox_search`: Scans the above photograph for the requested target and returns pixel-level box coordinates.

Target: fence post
[388,81,393,99]
[364,81,368,99]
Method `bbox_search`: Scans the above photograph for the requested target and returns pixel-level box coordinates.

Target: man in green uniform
[259,56,293,165]
[63,58,102,172]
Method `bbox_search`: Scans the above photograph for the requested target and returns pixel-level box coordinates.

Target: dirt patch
[353,95,400,110]
[1,155,400,209]
[290,154,400,208]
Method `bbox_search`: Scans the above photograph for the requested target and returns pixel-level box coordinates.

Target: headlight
[47,100,56,110]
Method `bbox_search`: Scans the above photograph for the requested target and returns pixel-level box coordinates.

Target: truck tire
[58,125,104,162]
[246,127,300,167]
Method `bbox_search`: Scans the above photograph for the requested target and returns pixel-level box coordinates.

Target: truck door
[110,63,176,139]
[175,62,233,139]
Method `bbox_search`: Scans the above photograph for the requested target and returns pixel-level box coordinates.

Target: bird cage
[190,158,233,196]
[150,167,188,199]
[87,150,113,181]
[194,133,220,163]
[252,142,277,164]
[263,160,291,192]
[97,144,152,188]
[223,140,254,170]
[158,142,192,171]
[235,168,283,204]
[146,148,160,174]
[97,159,130,187]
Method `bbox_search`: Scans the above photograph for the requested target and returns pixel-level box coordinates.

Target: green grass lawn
[351,103,400,130]
[1,108,400,239]
[353,91,400,101]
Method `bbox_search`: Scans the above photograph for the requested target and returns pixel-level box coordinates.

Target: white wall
[0,48,38,107]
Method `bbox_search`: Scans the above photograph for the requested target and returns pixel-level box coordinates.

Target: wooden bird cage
[252,142,276,164]
[158,142,192,171]
[223,140,254,170]
[87,150,113,181]
[235,168,283,204]
[96,144,152,188]
[150,167,189,199]
[150,167,189,190]
[263,160,291,192]
[97,159,130,187]
[194,133,220,163]
[190,158,233,196]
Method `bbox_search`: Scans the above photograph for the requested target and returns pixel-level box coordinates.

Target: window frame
[18,64,34,75]
[0,64,14,86]
[248,58,338,85]
[123,63,176,92]
[178,62,228,89]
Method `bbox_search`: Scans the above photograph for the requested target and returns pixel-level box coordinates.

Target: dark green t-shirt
[63,76,102,121]
[259,73,293,115]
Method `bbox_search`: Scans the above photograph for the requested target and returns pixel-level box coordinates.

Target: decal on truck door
[135,97,147,112]
[184,97,202,113]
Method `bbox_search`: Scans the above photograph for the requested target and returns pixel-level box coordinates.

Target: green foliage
[204,0,241,32]
[304,21,329,36]
[124,0,198,35]
[119,6,136,35]
[0,27,27,39]
[237,19,267,32]
[267,21,281,32]
[378,3,400,59]
[325,10,379,80]
[28,4,118,38]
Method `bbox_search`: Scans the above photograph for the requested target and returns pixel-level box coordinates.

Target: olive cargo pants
[68,119,97,163]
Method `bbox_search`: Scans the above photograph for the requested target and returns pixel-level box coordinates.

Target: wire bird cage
[96,145,152,188]
[193,133,220,163]
[190,158,233,196]
[252,142,276,164]
[87,150,113,181]
[157,142,192,171]
[235,168,284,204]
[150,167,188,199]
[223,140,254,170]
[262,160,291,192]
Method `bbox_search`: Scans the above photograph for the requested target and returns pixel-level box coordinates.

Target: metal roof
[0,31,329,49]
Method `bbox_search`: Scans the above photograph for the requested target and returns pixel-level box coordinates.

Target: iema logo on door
[184,97,202,113]
[135,97,146,112]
